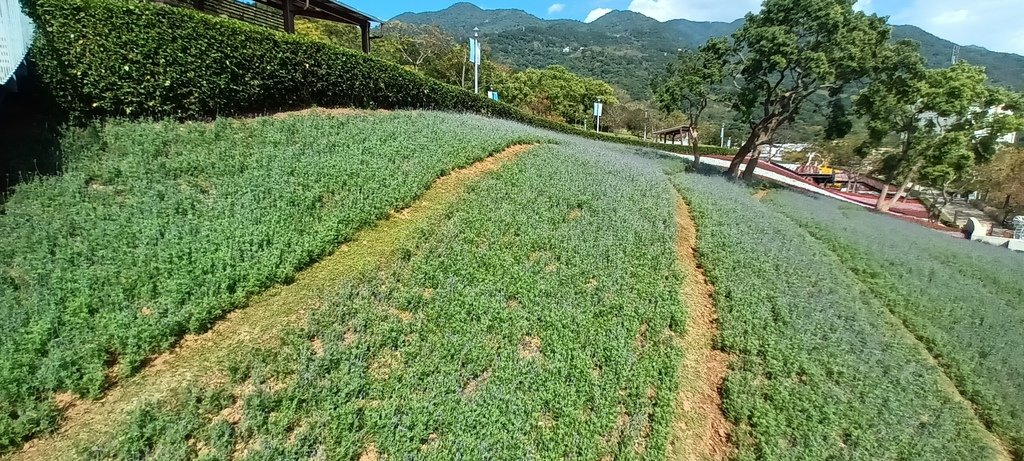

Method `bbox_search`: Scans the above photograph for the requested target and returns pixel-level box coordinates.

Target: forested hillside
[395,3,1024,99]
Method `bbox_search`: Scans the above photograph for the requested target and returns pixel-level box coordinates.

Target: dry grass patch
[518,336,543,359]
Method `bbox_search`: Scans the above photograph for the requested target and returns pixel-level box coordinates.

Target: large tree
[718,0,891,179]
[856,56,1022,212]
[973,146,1024,221]
[653,38,730,170]
[497,66,618,125]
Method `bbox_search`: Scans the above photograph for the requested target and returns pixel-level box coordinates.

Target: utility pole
[643,110,649,141]
[472,27,480,94]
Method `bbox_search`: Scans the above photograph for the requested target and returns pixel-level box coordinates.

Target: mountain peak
[394,2,1023,92]
[596,10,652,20]
[447,2,483,12]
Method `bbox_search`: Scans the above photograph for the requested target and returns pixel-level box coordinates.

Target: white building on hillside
[918,106,1018,144]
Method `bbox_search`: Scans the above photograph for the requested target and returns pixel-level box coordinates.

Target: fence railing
[1,0,33,86]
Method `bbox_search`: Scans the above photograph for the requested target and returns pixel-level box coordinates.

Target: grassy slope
[80,142,687,460]
[672,173,1001,460]
[767,191,1024,457]
[0,112,544,451]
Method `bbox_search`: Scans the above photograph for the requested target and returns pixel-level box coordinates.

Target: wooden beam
[360,22,370,53]
[291,8,360,25]
[283,0,295,33]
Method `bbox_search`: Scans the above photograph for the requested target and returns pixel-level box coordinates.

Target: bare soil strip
[667,192,733,461]
[8,143,537,461]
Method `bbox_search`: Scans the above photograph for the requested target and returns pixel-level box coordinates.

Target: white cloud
[616,0,1022,56]
[547,3,565,15]
[889,0,1024,55]
[584,8,613,23]
[854,0,873,13]
[931,9,970,25]
[626,0,760,22]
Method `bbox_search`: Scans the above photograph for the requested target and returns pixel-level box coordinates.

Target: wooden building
[158,0,381,52]
[652,125,698,146]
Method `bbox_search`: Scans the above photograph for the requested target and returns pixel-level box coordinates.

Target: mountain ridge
[392,3,1024,98]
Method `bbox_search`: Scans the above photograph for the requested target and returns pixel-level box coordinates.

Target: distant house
[918,105,1017,144]
[652,125,698,146]
[757,143,811,161]
[157,0,381,52]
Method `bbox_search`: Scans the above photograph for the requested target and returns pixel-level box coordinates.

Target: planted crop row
[671,174,1001,460]
[81,142,686,460]
[766,191,1024,457]
[0,111,544,451]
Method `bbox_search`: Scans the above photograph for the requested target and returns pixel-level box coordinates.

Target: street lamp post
[473,27,480,94]
[593,97,603,133]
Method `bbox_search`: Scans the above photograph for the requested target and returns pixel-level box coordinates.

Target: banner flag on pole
[468,38,479,63]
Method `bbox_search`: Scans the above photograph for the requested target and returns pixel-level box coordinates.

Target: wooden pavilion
[158,0,381,52]
[652,125,698,146]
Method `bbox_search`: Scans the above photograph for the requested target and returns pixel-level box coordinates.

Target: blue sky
[355,0,1024,55]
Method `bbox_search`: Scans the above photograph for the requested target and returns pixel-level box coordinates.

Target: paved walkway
[665,153,968,235]
[941,199,1005,232]
[672,154,869,207]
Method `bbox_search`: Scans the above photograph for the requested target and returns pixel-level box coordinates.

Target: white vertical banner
[592,102,604,117]
[468,38,482,64]
[470,36,482,94]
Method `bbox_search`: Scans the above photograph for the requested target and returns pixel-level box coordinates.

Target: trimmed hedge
[26,0,735,156]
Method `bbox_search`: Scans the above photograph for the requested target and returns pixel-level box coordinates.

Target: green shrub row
[25,0,735,157]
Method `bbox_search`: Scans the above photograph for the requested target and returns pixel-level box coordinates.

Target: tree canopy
[857,56,1023,211]
[718,0,892,178]
[295,20,620,124]
[652,38,730,166]
[496,65,618,125]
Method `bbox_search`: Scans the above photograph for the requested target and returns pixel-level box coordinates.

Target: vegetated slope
[79,142,687,460]
[892,25,1024,91]
[5,143,539,461]
[671,174,1002,460]
[0,112,544,451]
[395,4,1024,97]
[766,191,1024,457]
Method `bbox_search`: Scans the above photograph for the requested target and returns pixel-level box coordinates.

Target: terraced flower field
[3,110,1022,461]
[671,174,1006,461]
[0,111,544,450]
[78,142,687,460]
[766,191,1024,457]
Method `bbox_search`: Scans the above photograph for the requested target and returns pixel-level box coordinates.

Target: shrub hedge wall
[25,0,736,156]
